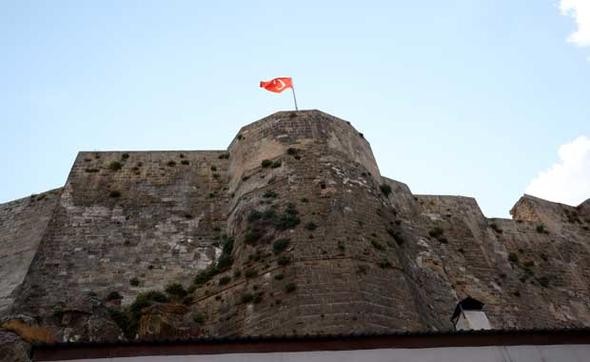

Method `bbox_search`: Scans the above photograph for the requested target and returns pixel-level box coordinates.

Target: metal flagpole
[291,86,299,111]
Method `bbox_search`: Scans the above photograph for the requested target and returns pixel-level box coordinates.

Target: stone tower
[198,110,425,335]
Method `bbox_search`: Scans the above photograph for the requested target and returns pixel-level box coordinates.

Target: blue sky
[1,0,589,217]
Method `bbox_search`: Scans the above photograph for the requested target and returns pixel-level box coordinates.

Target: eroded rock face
[1,110,589,351]
[0,330,30,362]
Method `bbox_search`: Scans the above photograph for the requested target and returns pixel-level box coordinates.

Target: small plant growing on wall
[245,269,258,278]
[165,283,187,298]
[379,184,392,196]
[272,239,290,254]
[305,222,317,231]
[284,283,297,293]
[263,191,278,199]
[192,312,206,324]
[536,224,548,234]
[490,223,503,234]
[277,255,291,266]
[428,227,447,243]
[508,252,519,263]
[241,293,254,304]
[271,160,282,168]
[106,291,123,301]
[108,161,123,171]
[371,240,385,251]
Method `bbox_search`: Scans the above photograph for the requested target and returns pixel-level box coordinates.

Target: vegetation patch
[165,283,187,298]
[277,255,291,266]
[490,223,503,234]
[244,204,301,245]
[167,160,176,167]
[428,227,447,243]
[192,235,234,287]
[271,160,282,168]
[108,161,123,171]
[284,283,297,293]
[110,291,171,339]
[537,276,550,288]
[245,269,258,278]
[523,260,535,268]
[356,265,368,275]
[217,235,234,271]
[428,227,443,238]
[106,291,123,301]
[564,209,580,224]
[192,312,206,324]
[379,184,392,197]
[263,190,278,199]
[508,252,519,263]
[129,277,140,286]
[536,224,548,234]
[194,267,216,286]
[218,153,230,159]
[387,228,405,246]
[305,222,317,231]
[219,276,231,286]
[109,190,121,198]
[371,240,385,251]
[378,259,392,269]
[253,291,264,304]
[272,239,290,254]
[261,159,273,168]
[244,228,265,245]
[241,293,255,304]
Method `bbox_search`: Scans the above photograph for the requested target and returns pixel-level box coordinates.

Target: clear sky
[1,0,589,217]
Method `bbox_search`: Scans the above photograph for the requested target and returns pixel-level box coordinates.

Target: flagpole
[291,86,299,111]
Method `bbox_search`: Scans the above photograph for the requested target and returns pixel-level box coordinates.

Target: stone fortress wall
[1,110,589,343]
[0,189,61,315]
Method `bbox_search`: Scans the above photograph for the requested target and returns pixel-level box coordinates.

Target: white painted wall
[48,344,590,362]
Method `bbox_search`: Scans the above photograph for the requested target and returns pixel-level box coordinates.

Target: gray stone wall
[12,151,230,317]
[0,189,61,316]
[1,110,589,347]
[407,193,590,330]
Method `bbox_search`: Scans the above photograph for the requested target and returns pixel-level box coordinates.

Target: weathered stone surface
[0,110,588,349]
[0,189,61,316]
[0,330,30,362]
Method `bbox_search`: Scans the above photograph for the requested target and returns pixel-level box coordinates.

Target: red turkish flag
[260,77,293,93]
